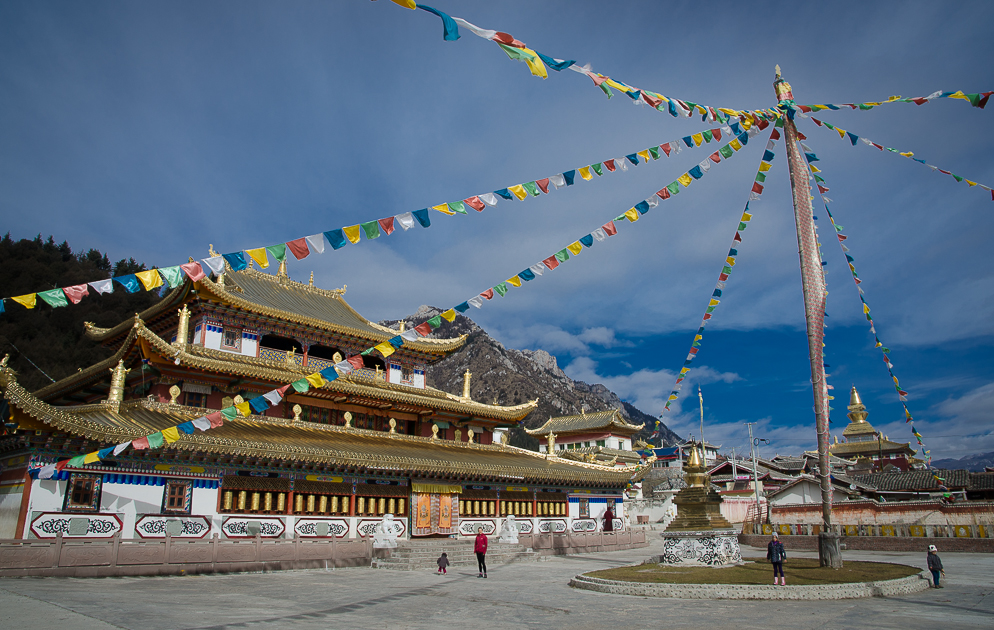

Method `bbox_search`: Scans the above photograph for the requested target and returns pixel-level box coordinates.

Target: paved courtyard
[1,540,991,630]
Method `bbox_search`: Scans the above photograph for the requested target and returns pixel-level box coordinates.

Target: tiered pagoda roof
[525,409,643,438]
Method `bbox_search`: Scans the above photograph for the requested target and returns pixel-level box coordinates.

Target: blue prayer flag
[324,229,349,250]
[412,209,431,228]
[177,421,197,434]
[454,302,470,313]
[625,154,639,165]
[563,170,575,186]
[688,166,703,180]
[635,200,650,214]
[114,274,141,293]
[518,269,536,282]
[416,5,460,41]
[536,52,575,71]
[222,252,248,271]
[494,188,513,200]
[579,234,594,247]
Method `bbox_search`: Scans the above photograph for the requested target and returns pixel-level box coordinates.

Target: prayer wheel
[277,493,286,512]
[397,498,405,515]
[222,491,233,510]
[500,500,506,515]
[489,501,495,515]
[357,497,365,514]
[319,495,328,513]
[526,502,532,516]
[295,494,304,514]
[331,496,339,513]
[473,500,480,515]
[264,492,272,512]
[237,490,247,511]
[250,492,260,511]
[379,498,386,514]
[388,498,396,514]
[307,495,316,513]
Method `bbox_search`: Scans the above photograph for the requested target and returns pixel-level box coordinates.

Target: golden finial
[454,428,462,442]
[388,417,397,434]
[233,395,244,405]
[398,320,405,333]
[500,431,509,446]
[343,411,352,428]
[467,429,475,444]
[106,359,131,404]
[246,256,254,269]
[208,244,218,258]
[309,272,314,287]
[292,404,302,422]
[462,369,472,400]
[0,354,8,370]
[188,257,196,263]
[168,385,181,405]
[775,64,781,78]
[847,386,868,423]
[174,305,190,348]
[277,258,288,281]
[546,432,557,455]
[431,424,439,440]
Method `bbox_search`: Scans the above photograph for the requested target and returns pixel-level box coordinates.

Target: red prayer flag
[181,261,206,282]
[733,232,742,243]
[205,411,224,428]
[799,105,812,113]
[709,152,721,164]
[817,185,829,194]
[602,221,617,236]
[770,129,781,140]
[912,97,928,105]
[378,217,396,235]
[757,118,769,130]
[63,284,89,304]
[464,196,485,212]
[811,118,823,127]
[493,32,525,48]
[347,355,365,370]
[703,313,712,321]
[712,128,721,142]
[978,92,992,109]
[656,187,670,200]
[414,322,432,336]
[938,169,951,175]
[536,178,550,193]
[542,255,560,271]
[838,234,847,241]
[689,348,698,354]
[751,182,764,194]
[660,143,672,157]
[718,273,729,282]
[55,459,70,471]
[604,159,616,172]
[872,143,883,150]
[286,238,310,260]
[480,288,494,300]
[642,93,661,108]
[796,132,806,140]
[276,384,293,396]
[132,437,150,450]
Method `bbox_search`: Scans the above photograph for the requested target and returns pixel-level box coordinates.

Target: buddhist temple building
[527,409,643,458]
[0,261,637,541]
[827,387,918,471]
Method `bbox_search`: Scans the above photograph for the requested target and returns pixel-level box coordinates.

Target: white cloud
[486,323,627,357]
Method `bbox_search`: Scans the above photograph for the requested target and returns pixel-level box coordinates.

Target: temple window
[222,327,242,351]
[63,473,101,513]
[596,440,606,447]
[184,392,207,408]
[162,480,192,514]
[259,335,304,364]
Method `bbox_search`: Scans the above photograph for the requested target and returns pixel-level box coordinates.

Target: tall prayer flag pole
[774,68,842,568]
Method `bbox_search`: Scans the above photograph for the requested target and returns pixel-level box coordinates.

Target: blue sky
[2,1,993,459]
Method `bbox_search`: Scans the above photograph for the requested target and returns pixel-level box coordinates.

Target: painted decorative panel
[515,519,533,534]
[134,515,211,539]
[458,519,496,536]
[659,534,742,566]
[30,512,122,538]
[537,519,568,534]
[356,517,406,539]
[294,518,350,539]
[571,519,597,532]
[220,516,285,538]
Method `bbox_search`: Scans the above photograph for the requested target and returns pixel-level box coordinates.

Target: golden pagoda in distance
[827,386,917,471]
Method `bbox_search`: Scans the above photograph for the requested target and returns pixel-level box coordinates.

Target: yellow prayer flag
[235,402,252,417]
[678,173,693,188]
[567,241,583,255]
[579,166,592,181]
[759,162,772,172]
[709,299,719,307]
[966,180,977,186]
[692,133,703,147]
[509,184,528,200]
[865,102,882,107]
[637,150,650,162]
[836,128,846,139]
[725,257,736,267]
[863,303,870,314]
[809,165,821,173]
[12,294,37,309]
[373,342,395,358]
[306,373,327,388]
[521,47,548,79]
[389,0,417,8]
[729,139,742,151]
[623,208,639,223]
[441,308,457,321]
[135,270,163,291]
[343,225,361,243]
[742,212,752,221]
[161,426,180,443]
[899,152,913,157]
[245,248,270,269]
[717,108,737,115]
[947,91,969,101]
[603,78,629,92]
[433,203,455,216]
[694,335,703,341]
[696,105,707,115]
[83,451,101,464]
[506,276,522,288]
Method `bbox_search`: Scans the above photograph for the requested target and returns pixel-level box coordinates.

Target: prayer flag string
[794,90,992,114]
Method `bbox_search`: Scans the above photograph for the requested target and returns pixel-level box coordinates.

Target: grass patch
[586,557,921,585]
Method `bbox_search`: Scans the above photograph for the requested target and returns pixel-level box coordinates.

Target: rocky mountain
[381,306,681,451]
[930,452,994,472]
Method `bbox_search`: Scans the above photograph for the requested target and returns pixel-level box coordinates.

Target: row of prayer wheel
[537,501,566,516]
[500,500,532,516]
[220,490,405,516]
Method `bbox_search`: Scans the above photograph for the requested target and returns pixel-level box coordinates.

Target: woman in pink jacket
[474,526,488,578]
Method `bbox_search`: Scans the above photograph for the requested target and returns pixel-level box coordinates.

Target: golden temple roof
[2,369,632,486]
[85,268,466,355]
[36,320,536,423]
[525,409,643,437]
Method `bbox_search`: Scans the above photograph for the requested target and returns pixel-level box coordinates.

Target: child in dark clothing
[436,552,449,575]
[926,545,945,588]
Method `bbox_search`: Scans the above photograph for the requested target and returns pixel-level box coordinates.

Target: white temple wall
[100,482,163,536]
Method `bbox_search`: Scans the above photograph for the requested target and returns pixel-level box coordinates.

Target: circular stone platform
[569,571,931,600]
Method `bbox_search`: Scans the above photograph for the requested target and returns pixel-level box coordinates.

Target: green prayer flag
[292,378,309,393]
[738,222,747,230]
[498,42,535,62]
[648,146,661,160]
[814,174,825,183]
[67,455,86,467]
[493,283,507,297]
[221,407,238,421]
[427,315,442,328]
[591,163,603,176]
[755,172,767,183]
[953,174,964,182]
[722,265,732,274]
[967,93,982,107]
[705,306,716,313]
[719,145,733,159]
[158,266,184,288]
[522,181,540,197]
[146,432,165,449]
[360,347,374,355]
[38,289,69,308]
[447,201,467,215]
[775,117,785,128]
[266,244,287,262]
[666,182,680,195]
[360,221,381,239]
[555,249,570,263]
[702,130,713,143]
[858,103,874,110]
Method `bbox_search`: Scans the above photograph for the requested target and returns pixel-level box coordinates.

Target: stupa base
[654,530,742,567]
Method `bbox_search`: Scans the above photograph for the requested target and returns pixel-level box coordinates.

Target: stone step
[374,551,541,571]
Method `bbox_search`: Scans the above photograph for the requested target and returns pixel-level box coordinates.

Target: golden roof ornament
[388,417,397,434]
[292,404,302,422]
[343,411,352,428]
[309,272,314,287]
[276,258,289,282]
[546,432,557,456]
[847,386,868,423]
[168,385,181,405]
[462,369,472,400]
[431,423,439,440]
[467,429,475,444]
[398,320,406,333]
[105,359,131,405]
[174,305,190,348]
[233,395,244,405]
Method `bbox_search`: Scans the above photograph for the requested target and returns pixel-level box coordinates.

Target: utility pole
[698,386,705,465]
[774,68,842,568]
[746,422,762,527]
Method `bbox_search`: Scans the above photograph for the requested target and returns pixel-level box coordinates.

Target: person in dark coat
[927,545,945,588]
[474,526,488,578]
[603,505,615,532]
[767,532,786,585]
[436,552,449,575]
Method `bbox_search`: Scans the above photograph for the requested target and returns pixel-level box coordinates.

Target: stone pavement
[1,539,991,630]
